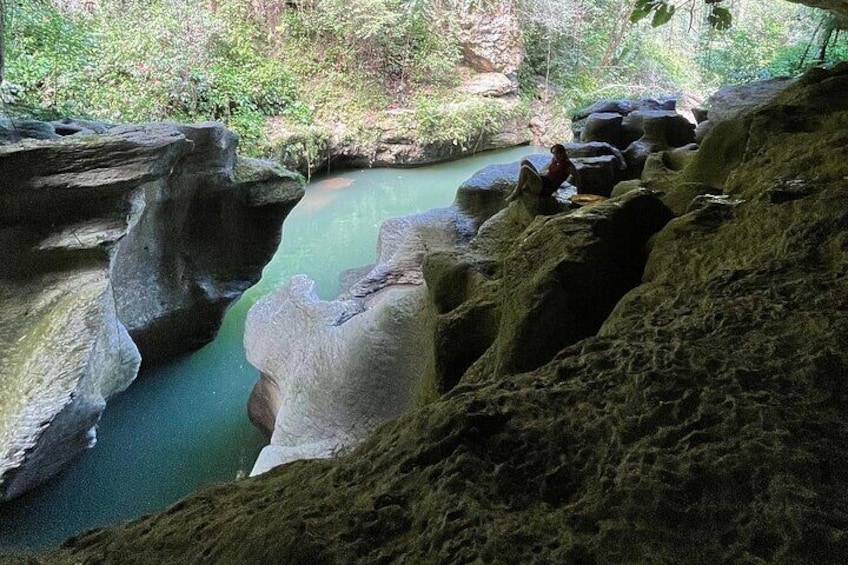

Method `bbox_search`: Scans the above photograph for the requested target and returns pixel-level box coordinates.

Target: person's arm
[540,157,555,176]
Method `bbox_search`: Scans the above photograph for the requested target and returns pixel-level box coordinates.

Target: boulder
[493,189,673,374]
[621,111,697,178]
[572,154,623,197]
[571,97,675,139]
[695,77,794,142]
[0,273,140,501]
[458,72,517,97]
[580,112,623,147]
[245,207,475,475]
[454,153,550,225]
[564,141,626,167]
[571,98,674,123]
[109,125,305,362]
[0,118,61,143]
[623,109,695,149]
[245,276,428,474]
[0,121,304,499]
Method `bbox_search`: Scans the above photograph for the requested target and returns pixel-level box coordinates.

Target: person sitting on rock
[506,143,577,202]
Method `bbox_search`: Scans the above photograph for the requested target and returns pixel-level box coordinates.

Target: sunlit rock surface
[246,278,428,475]
[9,64,848,564]
[245,207,475,475]
[0,121,303,500]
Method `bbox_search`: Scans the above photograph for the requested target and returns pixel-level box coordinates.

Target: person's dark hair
[550,143,567,155]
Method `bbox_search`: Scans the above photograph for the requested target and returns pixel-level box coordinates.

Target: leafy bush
[279,0,460,94]
[3,1,95,117]
[412,93,529,149]
[3,0,310,154]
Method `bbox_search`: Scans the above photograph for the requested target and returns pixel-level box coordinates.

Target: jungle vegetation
[0,0,846,156]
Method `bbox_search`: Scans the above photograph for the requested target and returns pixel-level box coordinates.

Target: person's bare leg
[508,164,530,201]
[520,159,538,172]
[507,160,546,201]
[523,165,543,195]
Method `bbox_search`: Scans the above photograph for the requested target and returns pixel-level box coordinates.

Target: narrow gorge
[0,62,841,563]
[1,0,847,561]
[0,121,304,501]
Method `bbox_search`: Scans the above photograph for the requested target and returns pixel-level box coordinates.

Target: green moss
[681,118,750,189]
[233,157,304,186]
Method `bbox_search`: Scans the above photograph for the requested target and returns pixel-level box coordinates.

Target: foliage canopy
[1,0,846,157]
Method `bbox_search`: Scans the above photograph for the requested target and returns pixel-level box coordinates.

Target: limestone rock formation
[369,97,529,168]
[457,72,516,97]
[246,276,427,475]
[458,2,523,76]
[0,121,303,500]
[694,77,794,142]
[10,65,848,564]
[0,273,139,502]
[245,207,476,475]
[273,95,531,176]
[557,97,699,195]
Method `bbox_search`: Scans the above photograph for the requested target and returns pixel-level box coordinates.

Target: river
[0,146,539,550]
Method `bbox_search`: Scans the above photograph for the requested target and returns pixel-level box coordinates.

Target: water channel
[0,146,539,551]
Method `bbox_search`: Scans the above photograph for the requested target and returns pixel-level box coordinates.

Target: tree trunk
[1,0,5,85]
[815,13,840,65]
[593,3,630,83]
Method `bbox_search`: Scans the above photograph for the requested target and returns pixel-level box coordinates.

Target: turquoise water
[0,146,539,551]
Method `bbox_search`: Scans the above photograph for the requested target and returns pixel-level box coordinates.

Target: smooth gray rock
[0,273,140,500]
[454,153,549,225]
[245,207,474,475]
[695,77,794,142]
[0,120,304,499]
[581,112,624,147]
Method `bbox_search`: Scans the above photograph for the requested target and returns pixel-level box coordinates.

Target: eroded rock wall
[244,207,477,475]
[0,121,304,500]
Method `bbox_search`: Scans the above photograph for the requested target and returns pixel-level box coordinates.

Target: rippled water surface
[0,146,540,550]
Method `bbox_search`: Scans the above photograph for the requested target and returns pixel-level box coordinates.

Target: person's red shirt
[545,158,571,188]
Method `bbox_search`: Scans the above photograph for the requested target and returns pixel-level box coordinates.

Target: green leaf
[708,6,733,30]
[630,7,651,24]
[651,3,676,27]
[629,0,656,23]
